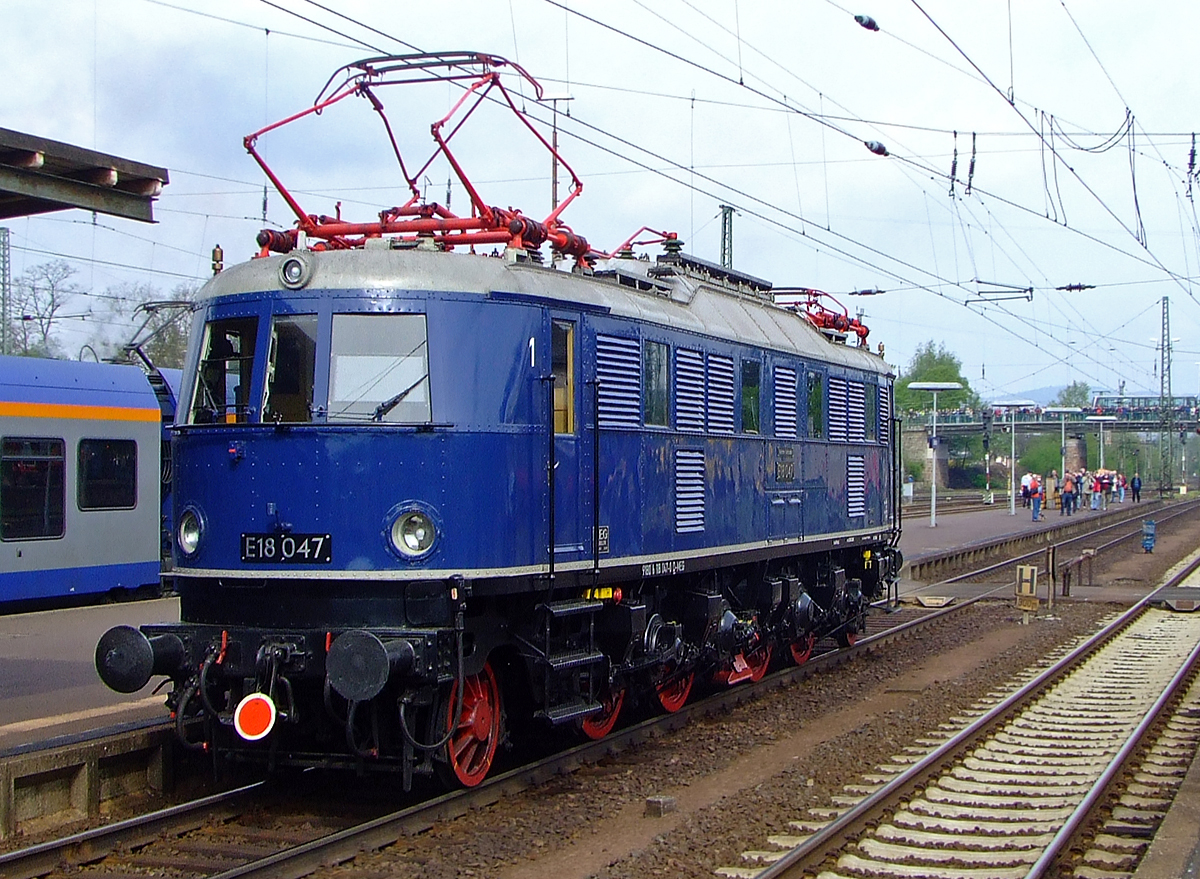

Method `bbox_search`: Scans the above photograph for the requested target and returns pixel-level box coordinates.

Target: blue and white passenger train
[95,52,902,788]
[0,356,177,608]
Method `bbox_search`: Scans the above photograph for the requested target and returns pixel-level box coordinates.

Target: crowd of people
[1020,469,1143,520]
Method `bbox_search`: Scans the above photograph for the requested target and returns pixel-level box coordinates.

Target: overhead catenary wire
[907,0,1199,309]
[241,0,1122,388]
[27,0,1188,393]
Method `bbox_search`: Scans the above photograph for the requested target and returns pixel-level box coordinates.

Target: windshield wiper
[372,373,429,422]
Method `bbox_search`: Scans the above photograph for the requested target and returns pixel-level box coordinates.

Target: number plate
[241,533,332,564]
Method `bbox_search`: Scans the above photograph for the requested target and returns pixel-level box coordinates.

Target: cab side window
[806,372,824,439]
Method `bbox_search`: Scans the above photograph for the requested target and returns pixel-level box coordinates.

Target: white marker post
[909,382,962,528]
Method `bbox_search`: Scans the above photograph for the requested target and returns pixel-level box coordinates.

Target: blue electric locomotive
[95,53,901,788]
[1,356,178,608]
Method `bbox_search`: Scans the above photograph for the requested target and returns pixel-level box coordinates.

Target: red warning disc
[234,692,277,741]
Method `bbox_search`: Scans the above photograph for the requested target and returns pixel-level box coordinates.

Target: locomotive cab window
[644,340,669,427]
[328,313,430,423]
[264,314,318,423]
[741,360,761,434]
[78,439,136,510]
[190,317,259,424]
[807,372,824,439]
[1,437,65,540]
[552,319,575,434]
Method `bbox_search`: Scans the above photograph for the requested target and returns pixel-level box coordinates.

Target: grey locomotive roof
[198,246,893,377]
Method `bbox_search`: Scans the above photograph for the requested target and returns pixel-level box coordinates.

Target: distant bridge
[903,409,1198,437]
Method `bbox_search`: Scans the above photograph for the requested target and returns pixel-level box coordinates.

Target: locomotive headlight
[391,510,436,557]
[279,254,312,289]
[177,509,203,557]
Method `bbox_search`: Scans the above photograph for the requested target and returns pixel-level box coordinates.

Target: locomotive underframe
[123,539,898,785]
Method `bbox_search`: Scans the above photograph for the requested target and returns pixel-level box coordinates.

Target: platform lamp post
[992,400,1037,516]
[1085,415,1118,470]
[909,382,962,527]
[1044,406,1082,502]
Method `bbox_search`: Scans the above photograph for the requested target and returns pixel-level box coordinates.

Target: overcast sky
[5,0,1200,400]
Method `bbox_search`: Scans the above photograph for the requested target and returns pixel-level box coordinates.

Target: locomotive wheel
[433,661,502,788]
[835,615,864,649]
[789,632,817,664]
[745,641,773,682]
[655,671,694,713]
[580,687,626,740]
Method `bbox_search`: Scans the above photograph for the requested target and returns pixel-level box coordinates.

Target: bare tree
[86,279,199,369]
[139,281,199,369]
[12,260,83,356]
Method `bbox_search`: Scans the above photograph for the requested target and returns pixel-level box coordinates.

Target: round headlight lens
[391,511,435,557]
[282,258,304,285]
[178,510,202,556]
[279,254,312,289]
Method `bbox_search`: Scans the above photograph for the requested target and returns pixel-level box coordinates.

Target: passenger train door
[547,314,583,561]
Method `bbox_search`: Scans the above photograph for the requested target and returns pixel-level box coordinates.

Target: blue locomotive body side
[0,356,175,607]
[169,278,892,585]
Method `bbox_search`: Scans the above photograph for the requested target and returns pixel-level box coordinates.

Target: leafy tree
[11,260,83,356]
[894,341,981,413]
[1019,433,1062,478]
[1052,380,1091,409]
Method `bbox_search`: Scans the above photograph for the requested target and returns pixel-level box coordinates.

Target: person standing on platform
[1118,472,1126,503]
[1061,471,1075,516]
[1131,472,1142,502]
[1082,471,1093,511]
[1031,474,1043,521]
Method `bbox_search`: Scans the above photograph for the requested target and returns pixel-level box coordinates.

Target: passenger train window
[264,314,318,423]
[741,360,761,434]
[806,372,824,439]
[552,320,575,434]
[1,438,65,540]
[328,314,431,423]
[644,340,670,427]
[190,317,259,424]
[78,439,137,510]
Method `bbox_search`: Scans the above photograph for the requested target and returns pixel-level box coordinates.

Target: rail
[755,552,1200,878]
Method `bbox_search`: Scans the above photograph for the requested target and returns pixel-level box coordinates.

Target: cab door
[548,315,583,558]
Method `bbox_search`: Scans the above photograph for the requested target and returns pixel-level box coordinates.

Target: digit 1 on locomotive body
[95,52,902,789]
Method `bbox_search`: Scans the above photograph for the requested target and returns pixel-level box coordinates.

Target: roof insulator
[854,14,879,31]
[864,140,889,157]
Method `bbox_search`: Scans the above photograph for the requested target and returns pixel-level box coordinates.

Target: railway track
[902,494,994,518]
[720,555,1200,879]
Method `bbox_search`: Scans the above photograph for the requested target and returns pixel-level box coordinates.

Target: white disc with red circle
[233,692,277,741]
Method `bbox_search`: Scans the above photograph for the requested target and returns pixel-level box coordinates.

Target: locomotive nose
[95,625,186,693]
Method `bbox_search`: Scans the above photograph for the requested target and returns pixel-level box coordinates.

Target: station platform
[0,598,179,752]
[897,498,1163,605]
[898,499,1074,560]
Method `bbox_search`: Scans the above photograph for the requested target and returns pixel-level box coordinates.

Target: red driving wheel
[790,632,816,665]
[655,671,694,713]
[581,687,626,740]
[745,641,773,682]
[439,661,502,787]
